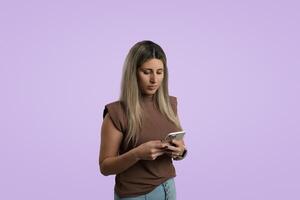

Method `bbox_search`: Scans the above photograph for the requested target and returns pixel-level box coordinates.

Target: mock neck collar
[141,94,155,102]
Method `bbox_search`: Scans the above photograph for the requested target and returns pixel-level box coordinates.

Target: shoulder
[169,95,178,114]
[103,100,126,118]
[169,95,178,104]
[102,100,127,133]
[106,100,124,107]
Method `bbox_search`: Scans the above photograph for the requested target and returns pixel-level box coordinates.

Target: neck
[141,93,155,102]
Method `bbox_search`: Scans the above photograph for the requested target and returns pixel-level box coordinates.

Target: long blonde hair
[120,40,181,148]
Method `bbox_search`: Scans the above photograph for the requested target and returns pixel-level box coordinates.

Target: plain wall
[1,0,299,199]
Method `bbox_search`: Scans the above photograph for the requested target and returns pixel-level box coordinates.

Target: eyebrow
[142,67,164,70]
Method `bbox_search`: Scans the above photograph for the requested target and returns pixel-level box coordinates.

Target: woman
[99,40,187,200]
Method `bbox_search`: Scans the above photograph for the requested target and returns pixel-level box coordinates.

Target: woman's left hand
[164,139,186,158]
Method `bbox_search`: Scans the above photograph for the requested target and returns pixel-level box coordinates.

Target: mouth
[147,85,157,90]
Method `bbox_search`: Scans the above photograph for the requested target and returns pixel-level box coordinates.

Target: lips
[147,85,157,90]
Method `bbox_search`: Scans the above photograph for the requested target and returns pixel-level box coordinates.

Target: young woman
[99,40,187,200]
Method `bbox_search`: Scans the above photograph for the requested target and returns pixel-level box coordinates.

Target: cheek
[138,74,149,87]
[158,75,164,84]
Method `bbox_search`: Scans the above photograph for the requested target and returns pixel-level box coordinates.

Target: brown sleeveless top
[103,95,181,198]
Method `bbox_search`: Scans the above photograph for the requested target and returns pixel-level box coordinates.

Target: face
[137,58,164,96]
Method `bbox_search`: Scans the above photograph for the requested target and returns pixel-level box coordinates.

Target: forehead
[140,58,164,69]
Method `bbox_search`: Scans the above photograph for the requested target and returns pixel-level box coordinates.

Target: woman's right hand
[135,140,167,160]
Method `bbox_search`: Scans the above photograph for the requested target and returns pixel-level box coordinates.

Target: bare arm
[99,114,167,176]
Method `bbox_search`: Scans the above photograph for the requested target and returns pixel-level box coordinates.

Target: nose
[150,73,157,83]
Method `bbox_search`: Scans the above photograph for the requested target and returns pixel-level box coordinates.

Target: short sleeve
[103,101,127,133]
[169,96,178,116]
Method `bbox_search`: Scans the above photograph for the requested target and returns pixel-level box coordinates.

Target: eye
[157,70,163,75]
[143,70,150,75]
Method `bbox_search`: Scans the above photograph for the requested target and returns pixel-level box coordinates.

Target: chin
[145,90,157,95]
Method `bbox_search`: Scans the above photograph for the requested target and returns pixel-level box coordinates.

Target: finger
[165,145,179,152]
[152,149,166,154]
[164,150,181,158]
[161,141,169,148]
[172,151,181,157]
[156,152,165,156]
[152,140,163,145]
[165,151,181,159]
[162,143,172,149]
[148,141,164,149]
[155,142,168,149]
[152,152,164,159]
[171,139,181,147]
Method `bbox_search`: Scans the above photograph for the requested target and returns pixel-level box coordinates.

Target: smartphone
[164,131,185,142]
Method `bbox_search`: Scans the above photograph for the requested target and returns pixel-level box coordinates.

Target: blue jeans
[114,178,176,200]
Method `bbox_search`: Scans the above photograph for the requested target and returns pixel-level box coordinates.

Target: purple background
[1,0,299,199]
